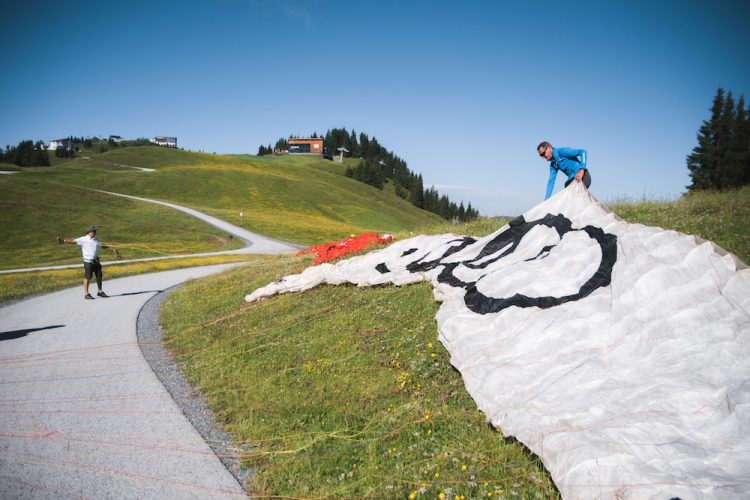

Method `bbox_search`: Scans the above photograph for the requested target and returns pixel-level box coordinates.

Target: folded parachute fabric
[296,232,394,264]
[246,182,750,499]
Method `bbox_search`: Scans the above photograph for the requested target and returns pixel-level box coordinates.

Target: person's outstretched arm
[545,166,557,199]
[100,243,121,259]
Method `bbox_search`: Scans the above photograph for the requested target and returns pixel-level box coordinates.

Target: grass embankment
[0,254,254,304]
[160,187,749,498]
[9,147,442,246]
[162,253,557,498]
[0,174,243,270]
[607,186,750,264]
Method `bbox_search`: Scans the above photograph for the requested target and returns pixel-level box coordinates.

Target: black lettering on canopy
[393,215,617,315]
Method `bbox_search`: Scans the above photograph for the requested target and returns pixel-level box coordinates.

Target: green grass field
[159,187,749,498]
[0,174,244,270]
[3,145,748,496]
[161,254,558,499]
[3,147,442,253]
[607,186,750,264]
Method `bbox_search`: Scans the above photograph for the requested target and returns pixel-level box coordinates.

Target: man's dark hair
[537,141,552,152]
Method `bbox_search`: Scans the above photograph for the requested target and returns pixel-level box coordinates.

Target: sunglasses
[538,147,547,157]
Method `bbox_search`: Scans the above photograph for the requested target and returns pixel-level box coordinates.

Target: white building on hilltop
[151,136,177,147]
[48,138,73,151]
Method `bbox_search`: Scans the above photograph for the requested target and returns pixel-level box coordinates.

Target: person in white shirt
[57,225,120,300]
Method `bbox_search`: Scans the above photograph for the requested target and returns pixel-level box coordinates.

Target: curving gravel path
[0,265,252,499]
[0,190,303,275]
[0,193,302,498]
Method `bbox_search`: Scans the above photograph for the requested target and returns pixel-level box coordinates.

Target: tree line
[258,128,479,222]
[0,136,167,166]
[0,140,50,166]
[687,87,750,190]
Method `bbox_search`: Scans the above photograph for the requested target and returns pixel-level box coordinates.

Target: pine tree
[731,95,750,186]
[686,87,750,190]
[410,174,424,208]
[687,88,725,190]
[33,141,50,166]
[714,90,737,188]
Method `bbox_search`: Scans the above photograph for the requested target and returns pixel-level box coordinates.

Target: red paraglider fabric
[298,233,394,264]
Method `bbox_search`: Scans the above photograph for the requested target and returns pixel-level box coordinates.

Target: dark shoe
[97,291,109,298]
[85,294,94,300]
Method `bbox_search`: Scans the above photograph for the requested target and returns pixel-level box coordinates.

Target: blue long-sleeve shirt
[545,147,587,199]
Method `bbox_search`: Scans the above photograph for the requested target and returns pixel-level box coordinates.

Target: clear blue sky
[2,0,749,215]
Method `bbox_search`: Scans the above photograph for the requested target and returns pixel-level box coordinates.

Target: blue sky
[1,0,749,215]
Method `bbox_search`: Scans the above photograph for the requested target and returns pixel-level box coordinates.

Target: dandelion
[434,472,440,478]
[461,464,467,471]
[431,353,437,358]
[427,342,433,348]
[409,492,417,500]
[439,493,445,500]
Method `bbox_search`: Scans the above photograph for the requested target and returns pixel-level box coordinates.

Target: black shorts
[565,169,592,189]
[83,259,102,280]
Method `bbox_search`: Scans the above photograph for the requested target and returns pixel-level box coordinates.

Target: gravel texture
[137,284,254,494]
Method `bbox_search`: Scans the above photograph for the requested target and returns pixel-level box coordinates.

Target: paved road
[0,266,254,499]
[1,191,303,275]
[0,194,303,498]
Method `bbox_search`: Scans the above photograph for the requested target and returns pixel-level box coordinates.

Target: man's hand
[575,170,585,182]
[56,237,65,244]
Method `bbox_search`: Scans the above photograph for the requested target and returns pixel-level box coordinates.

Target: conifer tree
[687,87,750,190]
[731,95,750,186]
[687,88,725,190]
[410,174,424,208]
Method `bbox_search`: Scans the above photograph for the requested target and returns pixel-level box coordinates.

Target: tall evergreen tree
[687,88,725,190]
[731,95,750,186]
[410,174,424,208]
[686,87,750,190]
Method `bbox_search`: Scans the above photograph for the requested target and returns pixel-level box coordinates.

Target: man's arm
[557,148,587,167]
[100,243,122,259]
[545,166,557,200]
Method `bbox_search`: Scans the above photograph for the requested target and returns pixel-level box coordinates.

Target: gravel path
[0,265,251,499]
[137,284,253,492]
[0,191,301,497]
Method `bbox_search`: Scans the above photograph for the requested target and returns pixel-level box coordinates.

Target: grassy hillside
[17,147,443,245]
[162,254,559,498]
[0,174,244,270]
[159,187,749,497]
[608,186,750,264]
[0,147,442,270]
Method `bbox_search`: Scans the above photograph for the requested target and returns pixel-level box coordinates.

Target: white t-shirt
[75,235,101,261]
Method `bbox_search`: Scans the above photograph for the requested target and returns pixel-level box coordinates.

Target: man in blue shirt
[537,141,591,199]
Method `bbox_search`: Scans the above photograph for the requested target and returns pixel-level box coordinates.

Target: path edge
[136,284,254,496]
